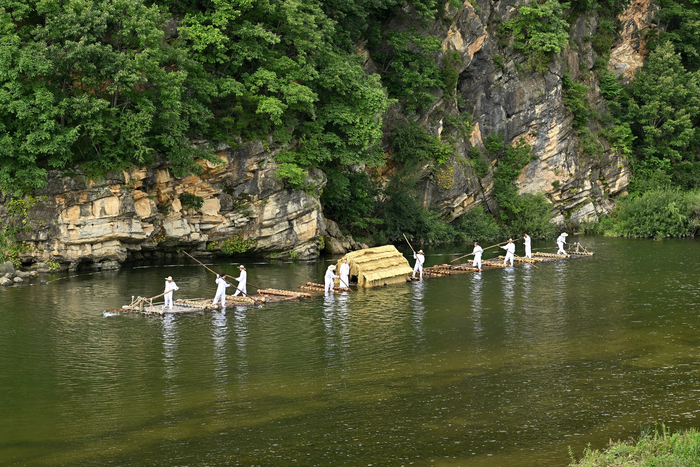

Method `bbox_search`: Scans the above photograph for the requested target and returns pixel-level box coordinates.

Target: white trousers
[324,277,334,293]
[557,242,565,255]
[504,252,514,266]
[213,290,226,307]
[233,283,246,296]
[339,274,349,288]
[525,245,532,258]
[413,263,423,280]
[473,256,482,270]
[164,291,173,309]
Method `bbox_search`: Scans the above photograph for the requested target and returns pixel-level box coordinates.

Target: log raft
[110,286,314,315]
[106,244,593,315]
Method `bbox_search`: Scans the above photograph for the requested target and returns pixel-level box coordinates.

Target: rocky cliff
[6,141,329,270]
[380,0,649,226]
[2,0,656,269]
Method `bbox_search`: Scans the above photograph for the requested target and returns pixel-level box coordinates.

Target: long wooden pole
[402,233,416,254]
[183,250,251,298]
[450,238,520,263]
[514,252,539,269]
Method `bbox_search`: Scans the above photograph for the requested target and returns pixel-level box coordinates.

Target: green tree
[0,0,213,195]
[628,41,700,179]
[502,0,570,72]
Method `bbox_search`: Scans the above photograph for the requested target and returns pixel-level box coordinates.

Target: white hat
[329,265,336,270]
[561,232,568,237]
[166,276,173,281]
[238,265,245,269]
[508,238,513,242]
[418,250,423,254]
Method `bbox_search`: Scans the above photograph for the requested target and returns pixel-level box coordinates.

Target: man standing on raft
[523,233,532,259]
[213,274,230,307]
[472,242,483,271]
[556,233,568,255]
[163,276,179,310]
[232,265,247,296]
[325,265,338,293]
[502,239,515,266]
[413,249,425,281]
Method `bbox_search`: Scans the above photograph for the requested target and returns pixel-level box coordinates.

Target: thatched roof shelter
[336,245,413,288]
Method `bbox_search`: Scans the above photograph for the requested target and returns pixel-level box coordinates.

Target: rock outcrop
[382,0,632,226]
[8,141,329,269]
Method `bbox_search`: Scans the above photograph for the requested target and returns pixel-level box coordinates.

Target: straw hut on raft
[335,245,413,288]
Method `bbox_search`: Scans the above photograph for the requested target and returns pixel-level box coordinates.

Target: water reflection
[232,307,249,380]
[5,238,700,467]
[410,280,426,349]
[212,311,228,387]
[322,292,351,365]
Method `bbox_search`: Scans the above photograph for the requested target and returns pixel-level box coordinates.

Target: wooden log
[258,288,313,298]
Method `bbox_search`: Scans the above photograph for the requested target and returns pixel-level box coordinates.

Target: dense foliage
[6,0,700,249]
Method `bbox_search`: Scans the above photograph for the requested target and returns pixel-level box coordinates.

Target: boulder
[0,277,12,286]
[13,276,23,284]
[1,261,14,275]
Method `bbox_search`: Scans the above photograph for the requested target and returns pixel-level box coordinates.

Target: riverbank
[569,426,700,466]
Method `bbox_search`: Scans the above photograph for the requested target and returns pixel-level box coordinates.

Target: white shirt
[215,276,229,294]
[325,269,338,281]
[414,253,425,266]
[472,245,483,259]
[339,263,350,277]
[503,243,515,254]
[164,280,179,293]
[557,235,566,244]
[524,236,531,247]
[236,270,247,285]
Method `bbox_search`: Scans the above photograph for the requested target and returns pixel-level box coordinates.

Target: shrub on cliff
[501,0,570,73]
[602,188,700,238]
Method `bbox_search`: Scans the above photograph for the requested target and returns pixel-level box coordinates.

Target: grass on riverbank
[568,425,700,466]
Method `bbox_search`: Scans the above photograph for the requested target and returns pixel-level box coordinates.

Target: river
[1,236,700,466]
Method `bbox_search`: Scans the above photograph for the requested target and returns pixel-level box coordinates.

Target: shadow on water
[2,237,700,465]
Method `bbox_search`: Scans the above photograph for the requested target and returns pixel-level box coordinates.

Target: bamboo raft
[299,282,351,293]
[107,243,594,315]
[110,286,314,315]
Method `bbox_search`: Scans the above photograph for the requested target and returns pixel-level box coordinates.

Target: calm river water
[2,237,700,466]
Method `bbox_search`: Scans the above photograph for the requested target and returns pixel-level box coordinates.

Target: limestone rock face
[10,141,327,267]
[609,0,659,83]
[391,0,633,226]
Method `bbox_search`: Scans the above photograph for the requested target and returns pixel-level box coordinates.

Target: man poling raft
[413,250,425,281]
[163,276,179,310]
[324,265,339,293]
[556,232,568,255]
[501,238,516,266]
[213,273,230,307]
[472,242,484,271]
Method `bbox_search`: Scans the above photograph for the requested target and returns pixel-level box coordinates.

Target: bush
[468,147,490,177]
[178,192,204,212]
[220,236,257,255]
[390,122,453,166]
[504,193,556,238]
[501,0,570,73]
[451,206,502,241]
[321,168,382,234]
[603,189,700,238]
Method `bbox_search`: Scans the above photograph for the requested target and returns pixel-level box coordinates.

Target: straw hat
[166,276,173,281]
[561,232,568,237]
[508,238,513,242]
[418,250,424,254]
[238,265,245,269]
[328,265,336,270]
